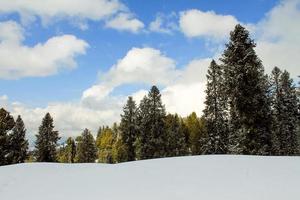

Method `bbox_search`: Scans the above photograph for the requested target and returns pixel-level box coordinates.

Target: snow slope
[0,155,299,200]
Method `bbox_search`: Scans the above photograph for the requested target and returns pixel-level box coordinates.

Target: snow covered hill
[0,155,299,200]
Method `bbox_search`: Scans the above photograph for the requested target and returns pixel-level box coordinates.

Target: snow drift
[0,155,299,200]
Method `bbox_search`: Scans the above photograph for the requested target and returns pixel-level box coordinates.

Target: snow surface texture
[0,155,299,200]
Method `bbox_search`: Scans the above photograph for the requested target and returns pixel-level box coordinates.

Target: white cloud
[0,0,124,24]
[82,47,179,103]
[0,20,88,79]
[0,0,144,32]
[179,9,239,39]
[162,82,206,116]
[255,0,300,77]
[105,13,144,33]
[1,96,122,142]
[149,13,178,34]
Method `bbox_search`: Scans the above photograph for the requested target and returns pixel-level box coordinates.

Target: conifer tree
[97,127,115,163]
[185,112,206,155]
[112,135,128,163]
[0,108,15,165]
[64,137,76,163]
[7,115,29,164]
[119,96,138,161]
[203,60,229,154]
[136,86,166,159]
[164,114,187,157]
[76,129,97,163]
[35,113,60,162]
[270,67,299,155]
[221,24,272,155]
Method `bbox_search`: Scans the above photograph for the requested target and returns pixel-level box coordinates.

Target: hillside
[0,155,300,200]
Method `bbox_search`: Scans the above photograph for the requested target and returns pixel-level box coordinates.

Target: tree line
[0,24,299,166]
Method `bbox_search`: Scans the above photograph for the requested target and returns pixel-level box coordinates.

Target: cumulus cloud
[1,95,123,143]
[149,13,178,34]
[255,0,300,77]
[0,0,124,24]
[0,0,144,32]
[1,47,213,143]
[82,47,179,104]
[105,13,144,33]
[81,47,211,120]
[179,9,239,39]
[0,20,88,79]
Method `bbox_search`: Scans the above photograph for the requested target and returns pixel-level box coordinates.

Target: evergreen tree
[7,115,29,164]
[221,24,272,155]
[203,60,229,154]
[164,114,187,157]
[112,135,128,163]
[184,112,206,155]
[0,108,15,165]
[270,67,299,155]
[76,129,97,163]
[58,137,76,163]
[97,127,115,163]
[119,96,138,161]
[136,86,166,159]
[35,113,60,162]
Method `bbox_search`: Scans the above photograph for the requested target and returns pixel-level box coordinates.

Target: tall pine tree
[35,113,60,162]
[270,67,299,155]
[7,115,29,164]
[136,86,166,159]
[76,128,97,163]
[119,96,138,161]
[203,60,229,154]
[221,24,272,155]
[0,108,15,165]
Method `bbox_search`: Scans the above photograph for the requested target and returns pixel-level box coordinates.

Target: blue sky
[0,0,299,140]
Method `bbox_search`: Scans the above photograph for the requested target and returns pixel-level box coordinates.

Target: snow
[0,155,299,200]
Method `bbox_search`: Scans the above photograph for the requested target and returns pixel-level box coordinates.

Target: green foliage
[270,67,299,155]
[221,24,272,155]
[0,108,15,165]
[97,127,115,163]
[7,115,29,164]
[184,112,206,155]
[136,86,166,159]
[76,129,97,163]
[57,137,76,163]
[35,113,60,162]
[203,60,229,154]
[112,136,128,163]
[164,114,188,157]
[120,96,138,161]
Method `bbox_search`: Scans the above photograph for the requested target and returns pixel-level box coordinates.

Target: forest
[0,24,299,166]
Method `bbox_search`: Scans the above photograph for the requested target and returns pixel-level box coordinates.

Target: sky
[0,0,299,142]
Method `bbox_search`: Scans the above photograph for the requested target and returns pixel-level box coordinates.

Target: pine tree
[221,24,272,155]
[270,67,299,155]
[76,129,97,163]
[0,108,15,165]
[184,112,206,155]
[7,115,29,164]
[119,96,138,161]
[60,137,77,163]
[136,86,166,159]
[112,135,128,163]
[164,114,187,157]
[35,113,60,162]
[97,127,115,163]
[203,60,229,154]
